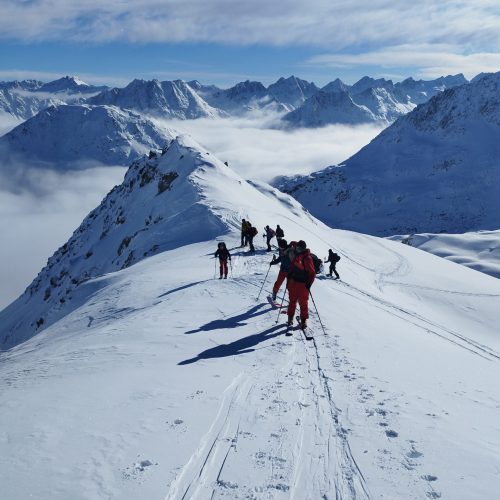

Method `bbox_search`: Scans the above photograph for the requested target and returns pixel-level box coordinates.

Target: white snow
[388,230,500,279]
[0,104,175,167]
[1,136,499,499]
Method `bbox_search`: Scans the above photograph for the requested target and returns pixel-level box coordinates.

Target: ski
[267,295,280,308]
[296,316,313,341]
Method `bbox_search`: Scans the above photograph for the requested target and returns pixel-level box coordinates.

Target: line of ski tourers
[214,219,341,334]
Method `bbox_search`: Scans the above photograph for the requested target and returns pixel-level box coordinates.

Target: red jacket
[288,249,316,287]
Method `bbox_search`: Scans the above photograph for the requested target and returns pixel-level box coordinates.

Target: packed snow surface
[1,136,499,500]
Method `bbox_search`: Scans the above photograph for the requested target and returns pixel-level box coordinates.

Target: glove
[306,282,312,290]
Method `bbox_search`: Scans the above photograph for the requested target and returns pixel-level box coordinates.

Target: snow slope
[388,230,500,279]
[0,104,175,167]
[89,79,223,119]
[1,136,500,499]
[278,72,500,235]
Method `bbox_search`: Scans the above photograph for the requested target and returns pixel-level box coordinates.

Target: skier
[264,225,276,251]
[325,249,341,279]
[241,219,249,247]
[286,240,315,328]
[214,242,231,279]
[275,224,284,242]
[246,223,257,253]
[270,239,291,301]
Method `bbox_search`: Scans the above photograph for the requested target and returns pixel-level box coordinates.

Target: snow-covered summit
[0,104,174,167]
[277,72,500,235]
[89,79,223,119]
[282,90,376,127]
[267,76,319,110]
[37,75,107,94]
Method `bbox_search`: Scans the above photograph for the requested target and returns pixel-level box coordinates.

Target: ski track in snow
[2,236,499,500]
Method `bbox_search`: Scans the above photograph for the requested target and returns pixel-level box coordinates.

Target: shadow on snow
[178,324,284,365]
[185,303,270,334]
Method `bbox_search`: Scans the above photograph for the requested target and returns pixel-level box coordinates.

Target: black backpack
[311,253,322,274]
[333,253,341,263]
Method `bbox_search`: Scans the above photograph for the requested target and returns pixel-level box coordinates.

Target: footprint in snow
[385,430,398,438]
[422,475,438,482]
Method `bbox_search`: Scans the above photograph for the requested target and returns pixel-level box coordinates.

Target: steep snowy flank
[283,90,376,126]
[89,79,223,119]
[0,104,174,167]
[277,72,500,235]
[388,230,500,279]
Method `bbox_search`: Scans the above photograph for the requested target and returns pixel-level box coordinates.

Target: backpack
[276,227,284,238]
[332,253,340,263]
[311,253,323,274]
[250,226,258,237]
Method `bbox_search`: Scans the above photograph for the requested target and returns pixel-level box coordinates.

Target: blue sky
[1,1,500,87]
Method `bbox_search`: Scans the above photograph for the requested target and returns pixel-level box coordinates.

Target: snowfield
[1,136,499,499]
[389,230,500,279]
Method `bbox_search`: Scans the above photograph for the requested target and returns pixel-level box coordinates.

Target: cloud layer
[0,164,126,310]
[161,114,383,182]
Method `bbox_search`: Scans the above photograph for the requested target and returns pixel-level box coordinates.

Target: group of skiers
[214,219,342,330]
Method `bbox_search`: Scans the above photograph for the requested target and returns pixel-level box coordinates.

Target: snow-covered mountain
[0,104,174,167]
[36,75,107,95]
[284,74,467,127]
[283,89,377,126]
[0,87,63,121]
[267,76,319,110]
[388,230,500,279]
[0,76,108,121]
[321,77,350,94]
[1,134,500,499]
[89,79,224,119]
[395,74,468,105]
[277,72,500,235]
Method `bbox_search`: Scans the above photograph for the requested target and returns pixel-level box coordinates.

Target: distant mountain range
[0,76,108,121]
[0,73,469,126]
[276,72,500,235]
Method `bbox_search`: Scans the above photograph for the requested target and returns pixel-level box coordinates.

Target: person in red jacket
[286,240,315,328]
[214,242,231,279]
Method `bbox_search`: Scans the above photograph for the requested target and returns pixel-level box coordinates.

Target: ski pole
[309,290,327,335]
[256,262,272,301]
[275,285,287,324]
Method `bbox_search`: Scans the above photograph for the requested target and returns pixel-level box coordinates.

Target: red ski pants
[272,270,288,294]
[287,280,309,321]
[219,258,228,277]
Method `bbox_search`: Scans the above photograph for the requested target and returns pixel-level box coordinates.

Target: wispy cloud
[308,44,500,80]
[1,0,499,51]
